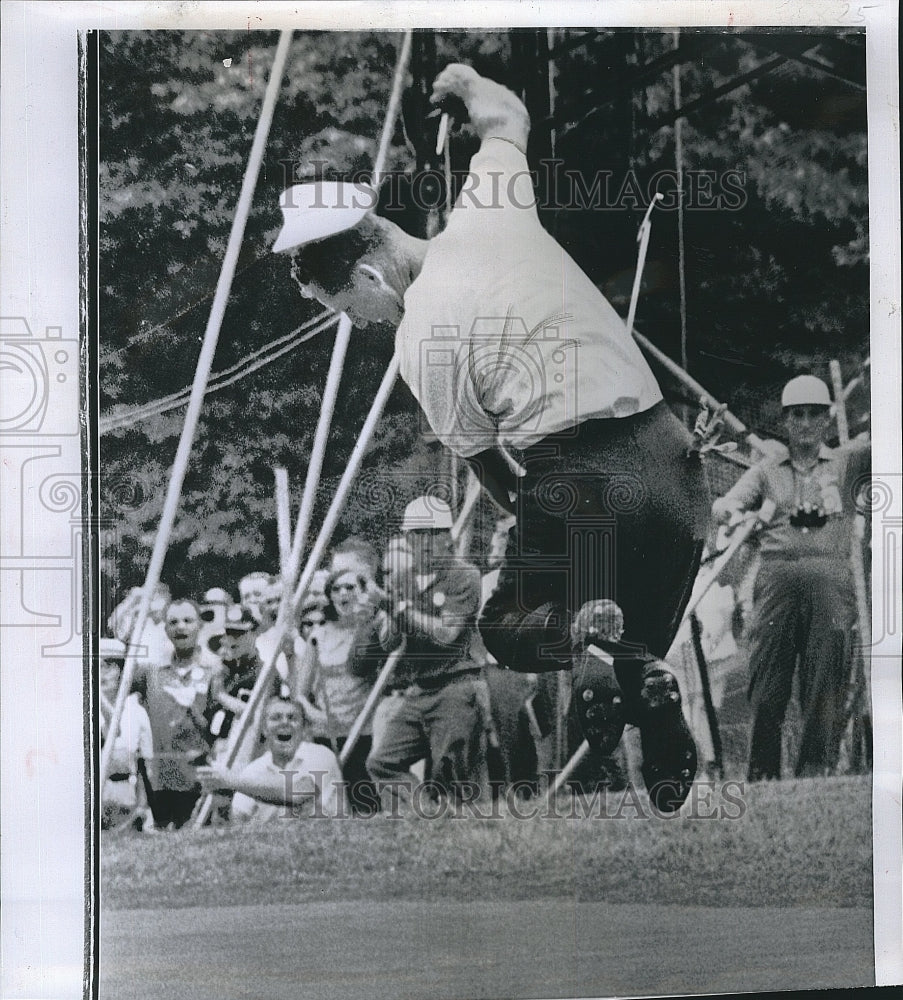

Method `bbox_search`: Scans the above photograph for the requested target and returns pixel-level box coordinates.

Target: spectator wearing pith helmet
[200,587,233,629]
[712,372,870,781]
[367,495,490,808]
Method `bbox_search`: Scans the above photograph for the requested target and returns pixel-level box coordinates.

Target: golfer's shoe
[637,665,697,813]
[571,644,626,755]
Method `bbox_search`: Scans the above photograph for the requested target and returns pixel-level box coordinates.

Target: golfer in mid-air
[273,64,708,810]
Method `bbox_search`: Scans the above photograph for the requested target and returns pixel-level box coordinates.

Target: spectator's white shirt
[231,741,346,823]
[396,138,662,457]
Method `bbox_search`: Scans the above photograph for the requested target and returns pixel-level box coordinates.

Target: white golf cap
[781,375,831,408]
[401,496,454,532]
[272,181,378,254]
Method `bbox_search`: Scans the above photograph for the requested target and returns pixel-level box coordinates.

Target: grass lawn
[102,775,872,913]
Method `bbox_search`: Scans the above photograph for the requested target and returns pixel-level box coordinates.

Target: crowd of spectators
[100,500,548,831]
[101,374,871,833]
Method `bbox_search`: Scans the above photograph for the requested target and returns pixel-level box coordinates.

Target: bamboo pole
[624,195,663,338]
[274,467,292,582]
[338,643,404,767]
[290,356,402,609]
[100,31,294,787]
[632,328,771,456]
[547,739,590,799]
[372,31,413,189]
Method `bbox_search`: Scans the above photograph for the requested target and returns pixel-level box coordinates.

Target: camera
[789,503,829,529]
[418,316,578,451]
[0,317,79,436]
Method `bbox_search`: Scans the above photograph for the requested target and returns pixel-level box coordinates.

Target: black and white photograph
[1,3,901,999]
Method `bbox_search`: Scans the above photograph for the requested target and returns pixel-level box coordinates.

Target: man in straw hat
[273,64,708,810]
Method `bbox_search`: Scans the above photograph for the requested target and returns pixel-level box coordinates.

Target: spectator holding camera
[712,375,870,781]
[366,497,490,806]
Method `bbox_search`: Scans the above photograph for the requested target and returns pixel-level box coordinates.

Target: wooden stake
[274,467,292,583]
[339,644,404,767]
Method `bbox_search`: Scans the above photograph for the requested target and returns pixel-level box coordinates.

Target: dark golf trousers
[746,556,854,780]
[479,401,710,672]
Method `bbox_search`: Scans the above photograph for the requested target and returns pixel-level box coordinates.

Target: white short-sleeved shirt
[396,138,662,458]
[231,741,346,823]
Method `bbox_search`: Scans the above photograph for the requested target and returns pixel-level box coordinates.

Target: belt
[523,404,665,463]
[406,668,480,692]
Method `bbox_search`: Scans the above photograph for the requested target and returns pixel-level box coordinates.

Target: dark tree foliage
[98,28,868,604]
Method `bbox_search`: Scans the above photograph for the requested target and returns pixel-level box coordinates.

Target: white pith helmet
[781,375,831,409]
[401,496,454,532]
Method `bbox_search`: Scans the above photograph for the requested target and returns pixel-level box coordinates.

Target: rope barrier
[101,30,295,789]
[100,309,336,432]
